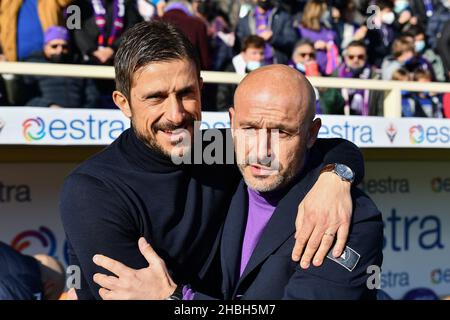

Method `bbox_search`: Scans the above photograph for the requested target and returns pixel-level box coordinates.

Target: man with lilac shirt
[92,65,383,300]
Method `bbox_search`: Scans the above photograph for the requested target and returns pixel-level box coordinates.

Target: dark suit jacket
[195,150,383,300]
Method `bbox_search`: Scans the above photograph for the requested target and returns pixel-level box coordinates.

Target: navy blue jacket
[195,149,383,300]
[60,128,364,299]
[0,242,43,300]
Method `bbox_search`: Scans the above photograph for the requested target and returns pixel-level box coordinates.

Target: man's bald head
[230,64,321,193]
[234,64,316,127]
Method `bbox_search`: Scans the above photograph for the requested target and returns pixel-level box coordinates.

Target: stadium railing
[1,61,449,118]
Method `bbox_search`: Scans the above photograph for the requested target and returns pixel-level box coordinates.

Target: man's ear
[199,77,204,91]
[306,118,322,149]
[113,91,132,118]
[228,106,235,129]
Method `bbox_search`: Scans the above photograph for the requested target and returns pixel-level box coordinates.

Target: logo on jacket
[386,123,397,143]
[326,246,361,272]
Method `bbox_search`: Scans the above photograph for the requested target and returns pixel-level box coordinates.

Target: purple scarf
[338,63,371,116]
[91,0,125,48]
[254,8,274,64]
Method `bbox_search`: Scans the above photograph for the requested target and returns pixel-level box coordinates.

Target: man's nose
[257,130,272,160]
[166,94,186,125]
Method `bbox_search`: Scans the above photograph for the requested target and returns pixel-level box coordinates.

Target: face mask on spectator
[415,40,425,53]
[48,53,70,63]
[247,61,262,71]
[394,0,410,13]
[295,63,306,73]
[381,11,395,25]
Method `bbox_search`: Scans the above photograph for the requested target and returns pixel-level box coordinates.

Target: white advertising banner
[0,107,450,147]
[0,161,449,299]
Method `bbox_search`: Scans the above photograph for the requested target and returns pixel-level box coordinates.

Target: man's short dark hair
[346,40,366,52]
[376,0,394,10]
[241,35,266,52]
[293,39,315,52]
[403,24,426,37]
[114,21,201,101]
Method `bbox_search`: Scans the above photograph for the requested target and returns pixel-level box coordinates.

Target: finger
[99,288,115,300]
[300,227,324,269]
[93,273,120,291]
[333,222,350,257]
[292,206,314,261]
[138,237,161,265]
[312,229,337,267]
[292,203,307,261]
[93,254,131,278]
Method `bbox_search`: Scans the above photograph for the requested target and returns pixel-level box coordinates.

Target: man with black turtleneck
[60,21,365,300]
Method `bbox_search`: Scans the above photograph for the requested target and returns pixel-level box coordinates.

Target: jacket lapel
[233,166,320,296]
[220,180,248,299]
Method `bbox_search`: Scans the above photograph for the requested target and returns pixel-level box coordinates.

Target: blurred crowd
[0,0,449,117]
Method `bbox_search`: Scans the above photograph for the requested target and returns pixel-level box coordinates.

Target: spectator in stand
[295,0,340,75]
[331,0,368,52]
[366,0,400,68]
[72,0,142,108]
[381,35,434,80]
[236,0,298,65]
[436,20,450,79]
[72,0,141,65]
[396,68,443,118]
[334,40,384,116]
[0,0,73,62]
[409,0,440,27]
[161,0,211,70]
[411,68,443,118]
[425,0,450,50]
[216,35,265,111]
[0,242,65,300]
[403,25,446,81]
[137,0,166,21]
[289,39,345,115]
[392,0,419,32]
[192,0,236,71]
[24,26,99,109]
[391,67,415,117]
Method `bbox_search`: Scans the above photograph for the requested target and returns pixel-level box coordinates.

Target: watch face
[336,164,354,181]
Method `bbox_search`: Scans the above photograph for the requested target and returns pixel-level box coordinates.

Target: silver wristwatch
[320,163,355,183]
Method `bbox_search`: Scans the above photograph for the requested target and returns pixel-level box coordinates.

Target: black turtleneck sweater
[60,128,364,300]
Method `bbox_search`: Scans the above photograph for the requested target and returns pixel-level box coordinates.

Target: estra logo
[22,117,46,141]
[431,177,450,193]
[409,124,450,145]
[21,115,126,142]
[409,125,424,144]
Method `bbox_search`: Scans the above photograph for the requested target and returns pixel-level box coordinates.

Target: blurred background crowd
[0,0,449,117]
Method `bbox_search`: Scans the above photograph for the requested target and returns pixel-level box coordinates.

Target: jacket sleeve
[282,188,383,299]
[60,173,149,300]
[313,138,365,185]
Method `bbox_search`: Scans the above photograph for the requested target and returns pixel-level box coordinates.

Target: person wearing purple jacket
[295,0,340,75]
